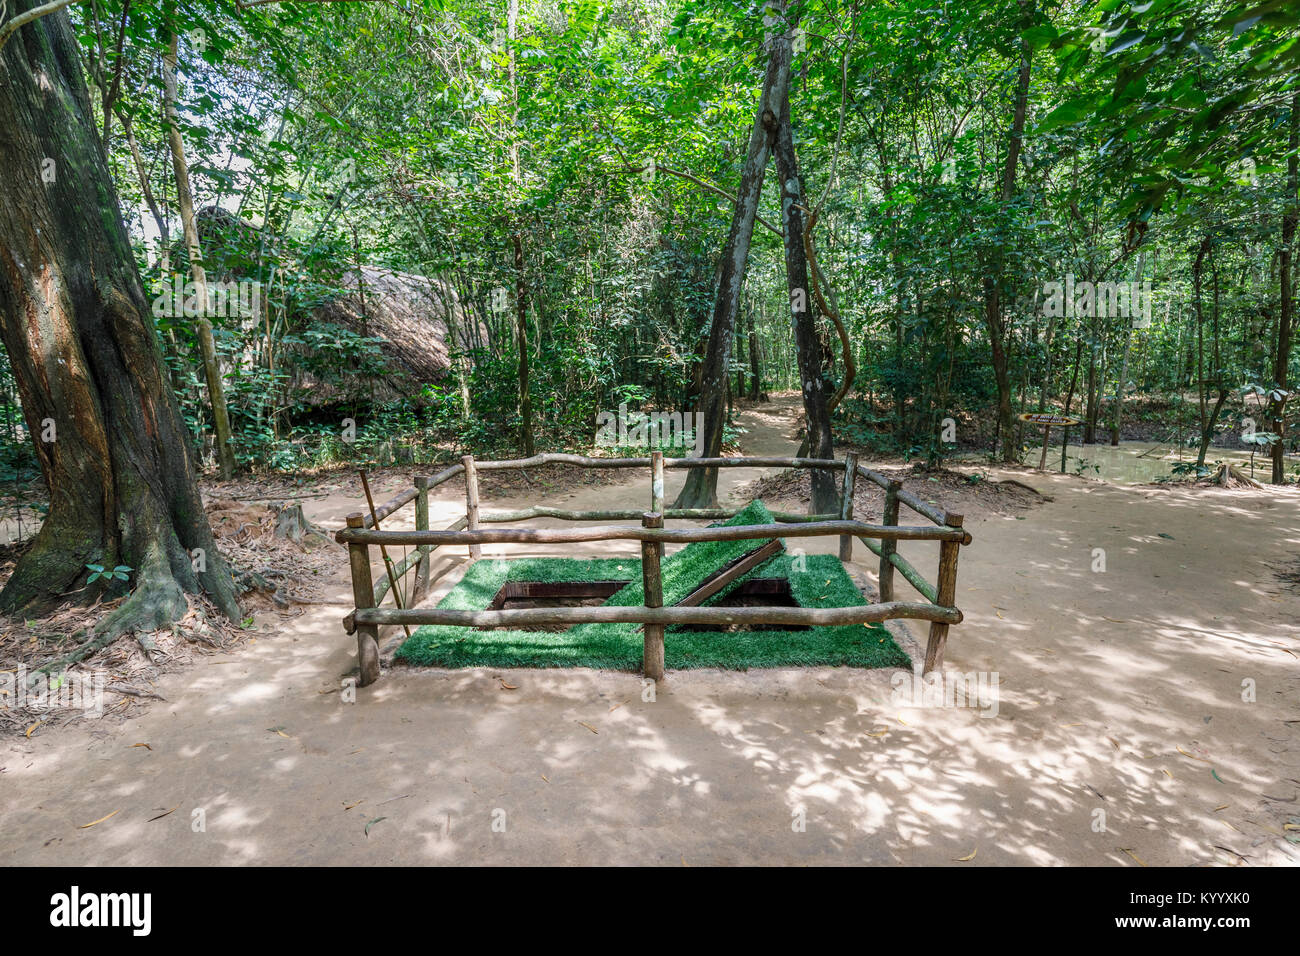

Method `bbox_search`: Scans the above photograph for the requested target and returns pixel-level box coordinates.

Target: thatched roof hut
[181,208,470,407]
[309,265,467,404]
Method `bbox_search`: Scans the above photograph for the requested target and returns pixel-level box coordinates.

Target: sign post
[1017,412,1082,471]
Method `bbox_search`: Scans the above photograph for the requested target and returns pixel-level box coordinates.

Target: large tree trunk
[1271,92,1298,484]
[673,8,792,508]
[0,5,240,631]
[773,85,838,514]
[162,31,236,479]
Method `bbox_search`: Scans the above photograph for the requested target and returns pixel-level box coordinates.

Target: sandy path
[2,398,1297,866]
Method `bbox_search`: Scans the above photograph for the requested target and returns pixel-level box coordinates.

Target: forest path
[2,397,1298,866]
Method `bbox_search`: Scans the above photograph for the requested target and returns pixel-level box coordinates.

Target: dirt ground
[1,395,1298,866]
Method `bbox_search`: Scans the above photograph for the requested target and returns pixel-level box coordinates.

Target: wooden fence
[336,452,972,686]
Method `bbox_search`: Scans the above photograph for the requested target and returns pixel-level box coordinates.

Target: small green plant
[86,563,131,584]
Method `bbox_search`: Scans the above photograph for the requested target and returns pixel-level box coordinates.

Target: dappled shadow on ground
[2,403,1297,866]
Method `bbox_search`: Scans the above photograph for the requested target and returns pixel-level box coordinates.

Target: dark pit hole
[482,579,807,632]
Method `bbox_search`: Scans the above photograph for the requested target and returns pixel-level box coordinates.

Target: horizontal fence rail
[338,451,971,687]
[352,600,962,629]
[335,520,969,547]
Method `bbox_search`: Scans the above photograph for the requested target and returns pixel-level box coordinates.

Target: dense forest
[0,0,1297,631]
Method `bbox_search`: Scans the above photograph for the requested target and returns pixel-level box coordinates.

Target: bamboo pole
[462,454,481,560]
[345,513,381,687]
[839,452,858,562]
[856,465,953,527]
[641,512,665,681]
[857,535,937,603]
[923,512,964,674]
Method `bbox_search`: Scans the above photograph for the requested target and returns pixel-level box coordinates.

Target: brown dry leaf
[25,721,42,738]
[577,721,598,735]
[130,743,152,751]
[867,729,889,738]
[1162,769,1173,778]
[497,677,518,690]
[955,848,977,862]
[1177,745,1212,764]
[540,774,549,783]
[343,800,363,811]
[79,809,120,829]
[146,807,177,823]
[1107,737,1121,750]
[1214,805,1230,812]
[1120,847,1148,867]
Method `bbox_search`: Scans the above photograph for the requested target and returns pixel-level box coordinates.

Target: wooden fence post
[923,512,964,675]
[346,512,381,687]
[878,479,902,601]
[650,450,664,514]
[412,475,432,606]
[462,454,481,560]
[839,453,857,562]
[641,511,665,681]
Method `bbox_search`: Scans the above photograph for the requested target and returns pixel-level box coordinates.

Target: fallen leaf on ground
[364,816,386,837]
[1120,847,1148,867]
[577,721,598,734]
[343,800,363,810]
[1177,745,1211,764]
[130,743,152,751]
[79,810,120,829]
[25,721,42,738]
[497,677,517,690]
[147,807,177,822]
[955,848,977,862]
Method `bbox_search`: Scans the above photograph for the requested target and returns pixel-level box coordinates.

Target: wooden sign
[1017,412,1081,426]
[1017,413,1081,470]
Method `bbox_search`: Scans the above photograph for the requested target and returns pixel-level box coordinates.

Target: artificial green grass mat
[393,548,909,672]
[594,499,783,611]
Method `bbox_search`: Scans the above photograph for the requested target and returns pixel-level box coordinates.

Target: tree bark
[673,5,792,508]
[0,4,240,629]
[773,83,838,514]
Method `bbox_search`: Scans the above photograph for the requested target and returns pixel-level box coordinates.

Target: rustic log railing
[336,452,971,686]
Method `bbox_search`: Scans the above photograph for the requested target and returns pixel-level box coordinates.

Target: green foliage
[86,564,132,584]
